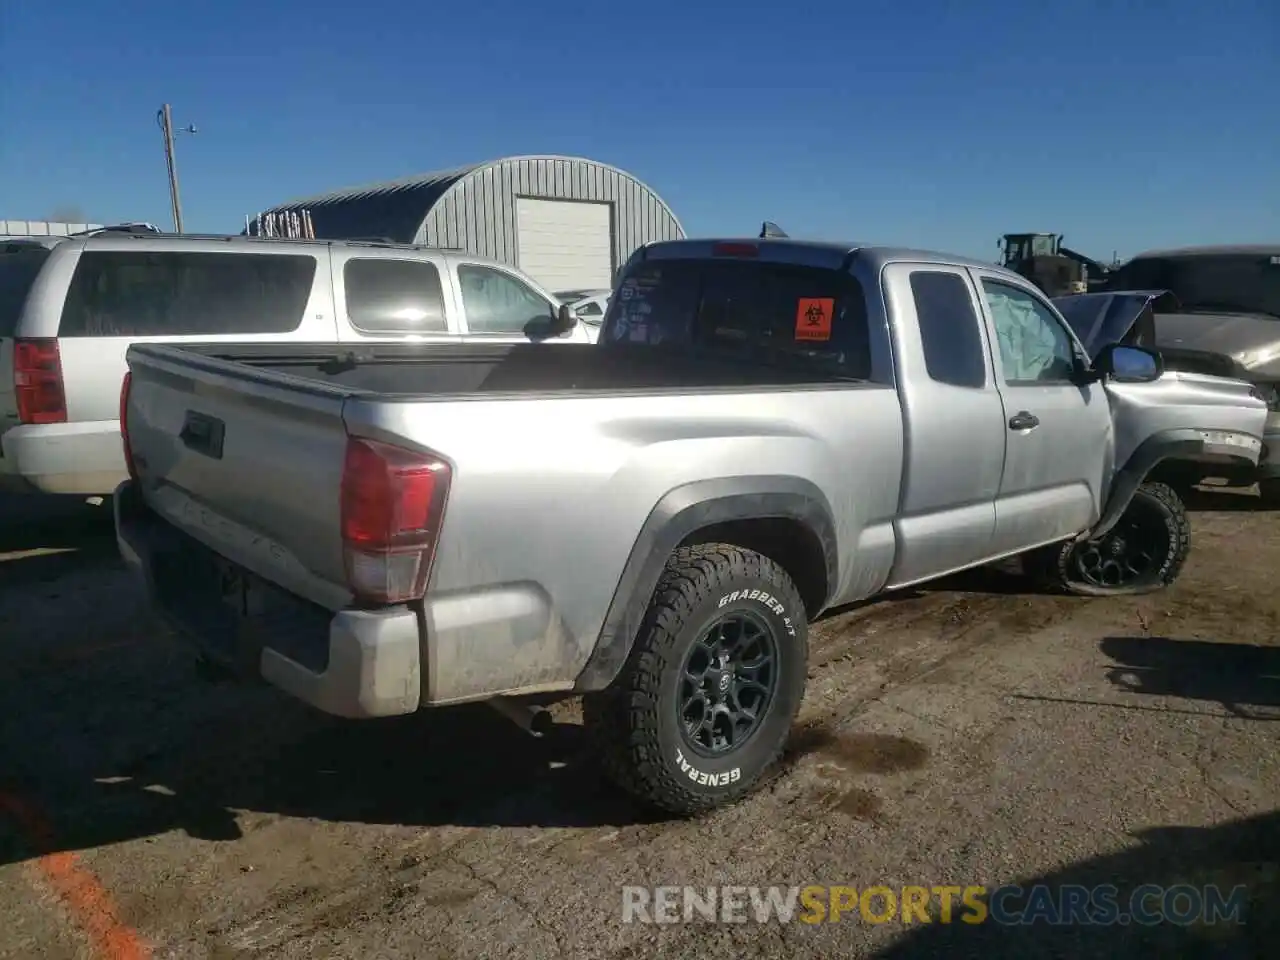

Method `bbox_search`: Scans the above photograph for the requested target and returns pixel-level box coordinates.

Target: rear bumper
[1,421,128,495]
[113,481,422,718]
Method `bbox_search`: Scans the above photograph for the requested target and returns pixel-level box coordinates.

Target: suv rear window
[58,250,317,337]
[0,245,51,337]
[601,257,872,379]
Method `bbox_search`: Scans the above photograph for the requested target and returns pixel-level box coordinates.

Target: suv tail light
[712,242,759,258]
[13,338,67,424]
[340,437,451,605]
[119,371,137,480]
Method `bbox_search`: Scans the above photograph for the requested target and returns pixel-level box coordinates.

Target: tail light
[712,242,759,258]
[340,436,451,605]
[119,371,137,480]
[13,338,67,424]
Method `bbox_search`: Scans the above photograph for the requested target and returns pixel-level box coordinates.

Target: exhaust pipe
[487,696,554,737]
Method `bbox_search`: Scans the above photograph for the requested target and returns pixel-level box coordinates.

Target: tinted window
[344,258,447,333]
[458,265,554,335]
[59,251,315,337]
[601,258,872,379]
[910,271,985,387]
[981,280,1077,384]
[0,246,51,336]
[575,300,603,317]
[1106,253,1280,318]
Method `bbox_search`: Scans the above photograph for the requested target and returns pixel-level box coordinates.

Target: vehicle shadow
[816,561,1039,620]
[1099,635,1280,717]
[0,494,118,584]
[1179,485,1269,513]
[923,561,1033,597]
[872,808,1279,959]
[0,685,675,868]
[0,656,871,867]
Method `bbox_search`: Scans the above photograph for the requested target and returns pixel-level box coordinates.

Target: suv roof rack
[72,221,165,236]
[63,229,469,255]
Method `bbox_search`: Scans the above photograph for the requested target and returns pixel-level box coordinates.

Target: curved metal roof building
[250,155,685,293]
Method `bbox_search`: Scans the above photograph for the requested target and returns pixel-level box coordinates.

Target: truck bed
[121,339,883,636]
[167,341,861,398]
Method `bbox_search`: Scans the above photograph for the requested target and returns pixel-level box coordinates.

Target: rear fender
[574,476,838,692]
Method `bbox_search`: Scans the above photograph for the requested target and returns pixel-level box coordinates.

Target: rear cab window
[601,257,872,379]
[0,244,52,337]
[58,250,317,336]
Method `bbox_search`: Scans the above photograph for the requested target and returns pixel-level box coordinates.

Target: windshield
[1106,253,1280,318]
[0,245,51,337]
[1029,235,1058,257]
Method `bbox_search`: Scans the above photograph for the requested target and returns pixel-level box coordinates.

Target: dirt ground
[1,489,1276,960]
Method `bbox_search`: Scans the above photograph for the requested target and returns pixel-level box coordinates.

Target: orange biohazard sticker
[794,298,834,341]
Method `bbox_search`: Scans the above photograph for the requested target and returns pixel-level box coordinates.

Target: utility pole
[157,104,197,233]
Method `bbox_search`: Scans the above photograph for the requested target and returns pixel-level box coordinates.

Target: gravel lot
[1,490,1277,960]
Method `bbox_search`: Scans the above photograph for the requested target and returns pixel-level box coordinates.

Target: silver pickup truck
[115,237,1268,816]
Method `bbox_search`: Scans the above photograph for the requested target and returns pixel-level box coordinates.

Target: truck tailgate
[125,344,356,610]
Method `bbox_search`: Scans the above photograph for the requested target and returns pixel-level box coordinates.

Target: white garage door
[515,198,613,293]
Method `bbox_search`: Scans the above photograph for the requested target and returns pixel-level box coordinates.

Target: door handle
[180,410,226,459]
[1008,411,1040,431]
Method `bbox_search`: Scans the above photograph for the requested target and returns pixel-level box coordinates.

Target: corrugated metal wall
[0,219,102,239]
[416,157,684,275]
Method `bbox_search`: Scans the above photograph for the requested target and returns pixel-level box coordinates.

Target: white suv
[1,230,588,496]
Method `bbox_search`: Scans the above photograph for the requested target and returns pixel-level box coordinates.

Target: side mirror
[1093,343,1163,383]
[524,304,578,341]
[554,303,578,336]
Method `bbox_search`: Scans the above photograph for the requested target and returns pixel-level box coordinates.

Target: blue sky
[1,0,1276,260]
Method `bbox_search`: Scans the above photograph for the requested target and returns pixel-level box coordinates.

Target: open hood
[1052,290,1179,356]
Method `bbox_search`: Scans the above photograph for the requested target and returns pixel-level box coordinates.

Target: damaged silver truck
[115,237,1268,816]
[1056,245,1280,503]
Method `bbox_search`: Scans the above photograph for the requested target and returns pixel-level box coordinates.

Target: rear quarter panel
[345,384,904,703]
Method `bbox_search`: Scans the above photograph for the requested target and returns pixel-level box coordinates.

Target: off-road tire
[1022,481,1191,597]
[1257,478,1280,507]
[582,544,808,817]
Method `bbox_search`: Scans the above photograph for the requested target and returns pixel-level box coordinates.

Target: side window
[59,251,316,336]
[0,246,51,336]
[344,258,447,333]
[576,300,603,317]
[909,271,986,388]
[458,265,554,335]
[980,280,1078,384]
